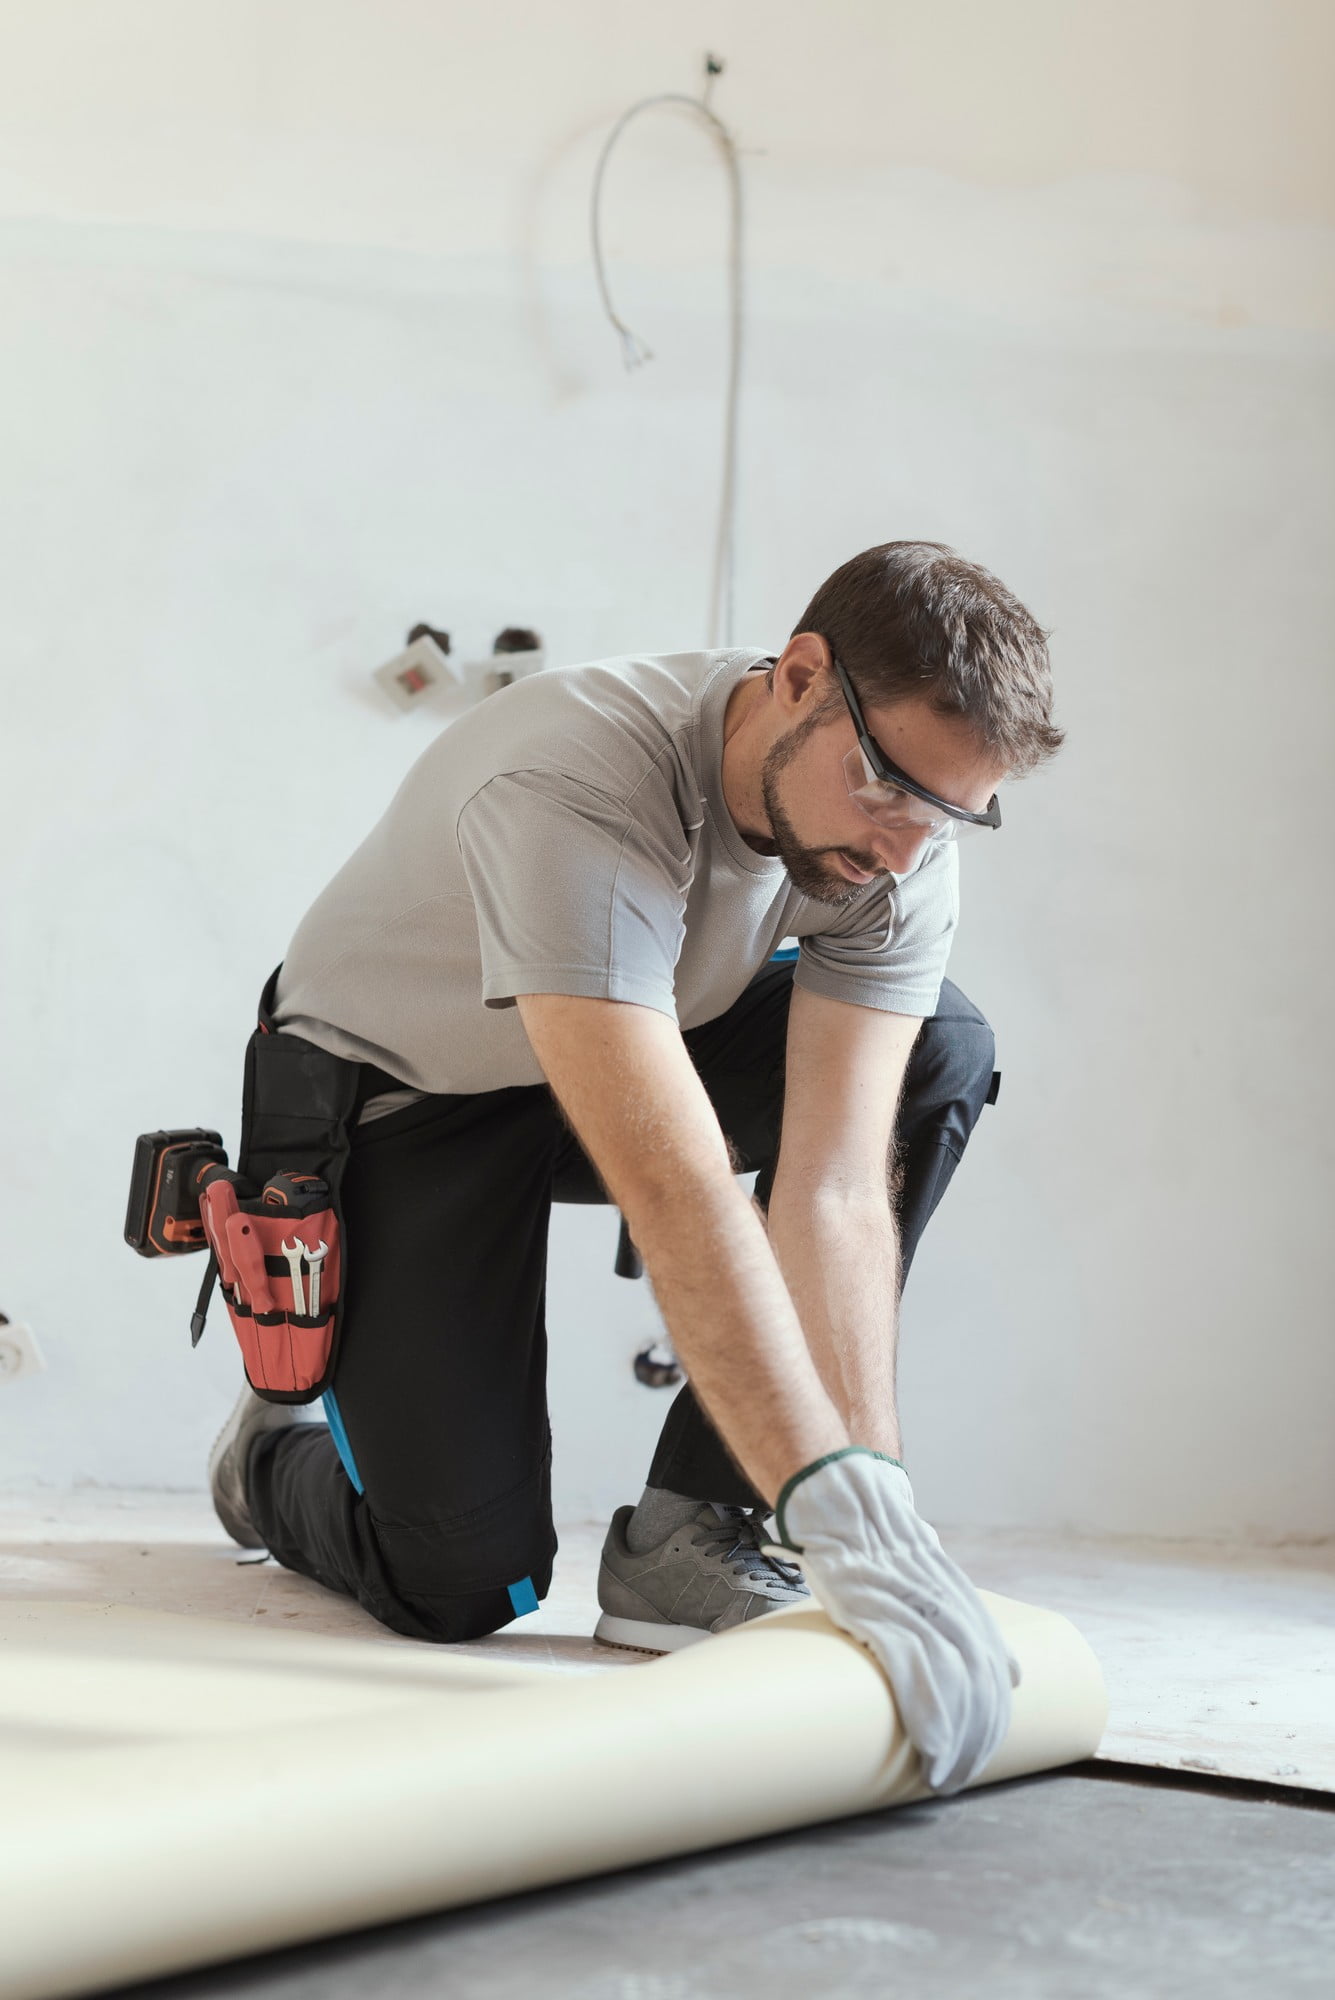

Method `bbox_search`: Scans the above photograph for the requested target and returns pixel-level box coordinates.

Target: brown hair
[790,541,1064,775]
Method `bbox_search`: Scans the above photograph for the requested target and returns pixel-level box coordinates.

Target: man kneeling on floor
[210,540,1063,1795]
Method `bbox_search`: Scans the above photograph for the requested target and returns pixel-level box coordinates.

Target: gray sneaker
[594,1500,808,1653]
[208,1383,306,1548]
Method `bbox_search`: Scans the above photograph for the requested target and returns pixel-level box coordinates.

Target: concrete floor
[126,1768,1334,2000]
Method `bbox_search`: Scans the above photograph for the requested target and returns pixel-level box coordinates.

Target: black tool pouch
[193,964,362,1405]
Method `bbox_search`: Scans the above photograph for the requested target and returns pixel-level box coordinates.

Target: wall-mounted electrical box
[372,629,464,713]
[373,624,545,715]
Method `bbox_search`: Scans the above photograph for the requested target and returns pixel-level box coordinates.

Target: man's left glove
[772,1445,1019,1795]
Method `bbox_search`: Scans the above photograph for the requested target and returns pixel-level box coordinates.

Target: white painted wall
[1,1,1331,1539]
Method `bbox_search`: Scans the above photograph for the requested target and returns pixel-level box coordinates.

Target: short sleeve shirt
[273,648,959,1104]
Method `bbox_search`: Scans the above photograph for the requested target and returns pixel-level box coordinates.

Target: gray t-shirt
[273,647,959,1119]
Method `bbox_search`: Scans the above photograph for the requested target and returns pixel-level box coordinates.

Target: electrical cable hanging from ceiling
[590,58,744,649]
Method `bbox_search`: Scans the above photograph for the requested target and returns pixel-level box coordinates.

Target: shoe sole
[207,1390,303,1550]
[593,1612,715,1655]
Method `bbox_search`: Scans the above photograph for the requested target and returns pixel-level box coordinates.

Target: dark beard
[757,725,872,907]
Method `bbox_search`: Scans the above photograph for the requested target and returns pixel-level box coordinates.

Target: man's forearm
[762,1181,903,1460]
[631,1174,850,1505]
[517,989,850,1504]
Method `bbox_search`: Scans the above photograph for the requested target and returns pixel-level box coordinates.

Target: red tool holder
[187,962,362,1404]
[198,1176,343,1398]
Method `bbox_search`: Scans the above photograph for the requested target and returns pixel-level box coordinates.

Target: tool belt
[192,965,363,1405]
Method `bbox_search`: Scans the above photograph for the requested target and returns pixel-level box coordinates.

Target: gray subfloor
[127,1768,1334,2000]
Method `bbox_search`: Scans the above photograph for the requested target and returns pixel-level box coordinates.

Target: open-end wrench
[304,1240,330,1317]
[280,1238,307,1317]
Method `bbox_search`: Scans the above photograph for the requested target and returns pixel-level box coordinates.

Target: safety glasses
[833,655,1001,840]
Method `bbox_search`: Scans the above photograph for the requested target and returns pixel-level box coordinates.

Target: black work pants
[248,961,998,1643]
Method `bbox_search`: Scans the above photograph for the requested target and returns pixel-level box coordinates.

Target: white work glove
[773,1446,1019,1795]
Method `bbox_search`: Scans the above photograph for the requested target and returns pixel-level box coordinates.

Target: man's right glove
[773,1445,1018,1795]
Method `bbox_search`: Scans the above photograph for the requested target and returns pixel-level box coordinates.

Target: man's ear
[767,632,827,720]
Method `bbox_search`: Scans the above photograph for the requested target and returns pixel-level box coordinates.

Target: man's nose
[874,826,933,873]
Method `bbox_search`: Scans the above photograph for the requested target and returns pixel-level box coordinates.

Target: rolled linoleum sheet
[0,1591,1106,2000]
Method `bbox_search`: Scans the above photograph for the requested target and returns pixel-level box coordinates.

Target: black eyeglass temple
[832,652,1000,829]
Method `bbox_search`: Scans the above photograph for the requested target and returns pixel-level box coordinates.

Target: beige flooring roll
[0,1591,1106,2000]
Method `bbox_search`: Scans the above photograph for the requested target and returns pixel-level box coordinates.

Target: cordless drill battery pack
[124,1129,228,1257]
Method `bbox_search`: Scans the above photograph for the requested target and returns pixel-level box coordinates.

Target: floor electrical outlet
[0,1317,46,1382]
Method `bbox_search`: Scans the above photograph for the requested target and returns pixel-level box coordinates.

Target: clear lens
[841,746,978,840]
